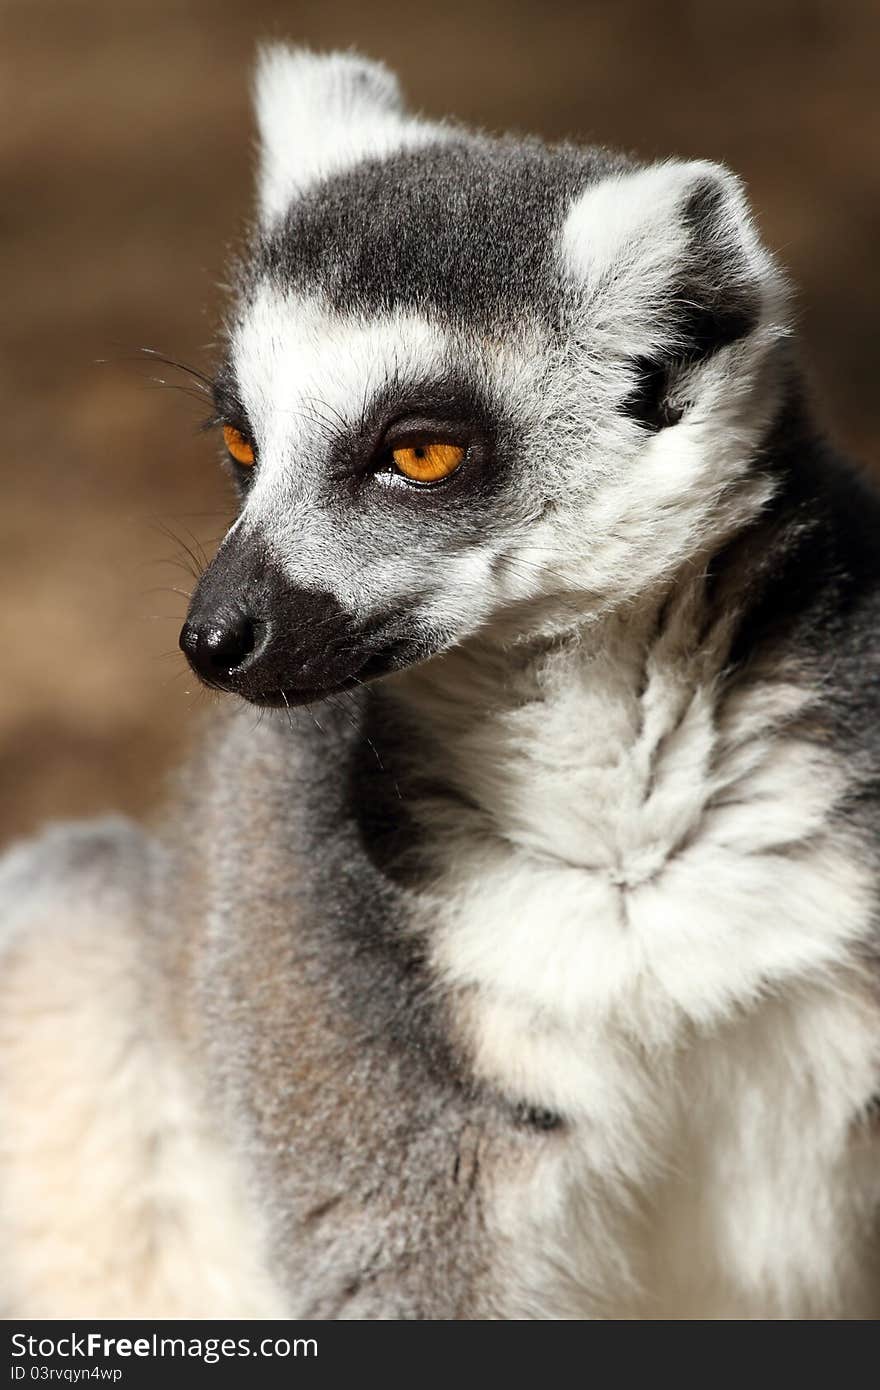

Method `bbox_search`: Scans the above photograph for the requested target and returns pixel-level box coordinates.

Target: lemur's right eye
[390,442,465,484]
[222,424,256,467]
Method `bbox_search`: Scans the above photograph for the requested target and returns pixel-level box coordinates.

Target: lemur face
[181,48,786,707]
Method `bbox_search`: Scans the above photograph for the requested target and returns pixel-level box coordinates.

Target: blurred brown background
[2,0,878,846]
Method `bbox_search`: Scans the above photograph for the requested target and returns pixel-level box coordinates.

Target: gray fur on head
[206,48,791,709]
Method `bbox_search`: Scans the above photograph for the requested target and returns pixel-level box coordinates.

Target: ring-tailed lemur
[2,46,879,1320]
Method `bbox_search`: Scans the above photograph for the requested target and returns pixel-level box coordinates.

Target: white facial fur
[221,48,795,670]
[228,161,787,657]
[230,290,532,635]
[232,47,793,647]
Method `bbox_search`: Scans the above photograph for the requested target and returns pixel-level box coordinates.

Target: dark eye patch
[325,368,502,494]
[205,361,259,486]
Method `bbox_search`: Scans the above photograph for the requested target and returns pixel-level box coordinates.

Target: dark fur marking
[253,136,630,331]
[621,171,762,432]
[303,1193,346,1227]
[621,356,687,432]
[514,1103,564,1133]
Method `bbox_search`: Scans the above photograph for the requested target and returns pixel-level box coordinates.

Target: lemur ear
[563,160,786,410]
[254,46,430,226]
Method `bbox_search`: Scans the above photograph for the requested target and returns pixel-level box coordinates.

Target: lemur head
[181,45,788,706]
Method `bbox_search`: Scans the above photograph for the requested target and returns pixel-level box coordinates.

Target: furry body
[2,49,880,1318]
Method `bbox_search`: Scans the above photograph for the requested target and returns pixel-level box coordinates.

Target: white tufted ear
[562,159,786,361]
[254,46,443,226]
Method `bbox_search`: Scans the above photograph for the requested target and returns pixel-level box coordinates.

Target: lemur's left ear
[563,160,787,400]
[254,46,438,226]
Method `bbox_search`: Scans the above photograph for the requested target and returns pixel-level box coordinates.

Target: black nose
[179,610,257,684]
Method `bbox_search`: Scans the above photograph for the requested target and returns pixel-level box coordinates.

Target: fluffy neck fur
[363,376,876,1098]
[382,370,816,856]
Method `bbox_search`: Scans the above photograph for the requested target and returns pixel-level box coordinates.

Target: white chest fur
[397,605,880,1316]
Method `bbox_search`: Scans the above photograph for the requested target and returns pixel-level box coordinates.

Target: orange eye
[222,423,255,467]
[390,441,465,483]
